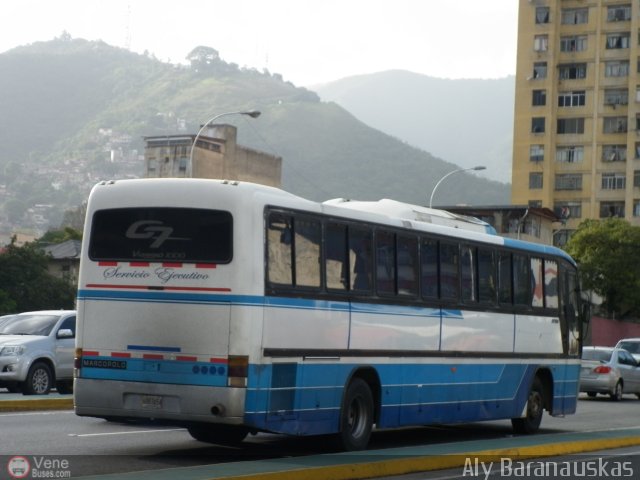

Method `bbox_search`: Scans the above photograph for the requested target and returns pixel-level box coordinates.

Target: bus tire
[511,376,544,434]
[187,424,248,445]
[336,377,374,451]
[22,362,53,395]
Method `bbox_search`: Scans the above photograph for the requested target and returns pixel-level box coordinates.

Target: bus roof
[88,178,575,265]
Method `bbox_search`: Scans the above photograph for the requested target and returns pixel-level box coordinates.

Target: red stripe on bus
[83,351,100,356]
[196,263,217,269]
[98,261,118,266]
[111,352,131,358]
[130,262,150,267]
[143,354,164,360]
[209,358,228,364]
[176,355,197,362]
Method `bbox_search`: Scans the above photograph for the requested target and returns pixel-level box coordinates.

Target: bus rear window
[89,208,232,264]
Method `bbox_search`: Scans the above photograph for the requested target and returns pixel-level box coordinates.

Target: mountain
[0,37,511,233]
[314,71,516,184]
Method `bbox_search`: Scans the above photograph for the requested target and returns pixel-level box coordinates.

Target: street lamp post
[189,110,261,167]
[428,166,486,208]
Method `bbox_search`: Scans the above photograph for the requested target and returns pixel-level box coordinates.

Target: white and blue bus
[74,178,587,450]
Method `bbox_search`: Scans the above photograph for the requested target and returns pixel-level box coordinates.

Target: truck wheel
[23,362,53,395]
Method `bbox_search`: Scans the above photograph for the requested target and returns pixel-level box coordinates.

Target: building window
[605,61,630,77]
[560,35,588,52]
[532,62,547,79]
[603,117,628,133]
[178,157,188,172]
[536,7,550,24]
[606,33,630,49]
[607,5,631,22]
[557,118,584,134]
[530,145,544,163]
[634,170,640,187]
[601,173,626,190]
[556,146,584,163]
[634,200,640,217]
[555,174,583,191]
[604,89,628,106]
[554,202,582,220]
[600,202,625,218]
[558,91,586,107]
[529,173,543,189]
[148,159,158,173]
[532,90,546,106]
[561,8,588,25]
[559,63,587,79]
[602,145,627,162]
[534,35,549,52]
[532,117,545,134]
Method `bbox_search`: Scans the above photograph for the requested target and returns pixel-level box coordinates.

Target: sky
[0,0,518,87]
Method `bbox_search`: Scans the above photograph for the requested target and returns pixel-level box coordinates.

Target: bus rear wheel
[187,424,248,445]
[336,378,374,451]
[511,376,544,434]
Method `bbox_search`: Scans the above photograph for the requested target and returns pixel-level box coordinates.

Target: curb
[0,397,73,412]
[73,431,640,480]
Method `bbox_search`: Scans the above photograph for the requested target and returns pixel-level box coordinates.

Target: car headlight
[0,345,25,356]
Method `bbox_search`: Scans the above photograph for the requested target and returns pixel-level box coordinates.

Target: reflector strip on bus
[82,350,228,363]
[96,261,217,269]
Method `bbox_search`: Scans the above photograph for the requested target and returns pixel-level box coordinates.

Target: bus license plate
[141,395,163,409]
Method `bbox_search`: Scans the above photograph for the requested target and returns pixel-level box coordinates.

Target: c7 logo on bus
[125,220,186,248]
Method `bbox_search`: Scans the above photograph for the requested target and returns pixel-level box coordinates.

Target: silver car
[580,346,640,401]
[0,310,76,395]
[615,338,640,363]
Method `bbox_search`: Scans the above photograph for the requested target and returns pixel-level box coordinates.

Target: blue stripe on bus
[127,345,182,352]
[241,362,580,435]
[80,355,227,387]
[502,237,576,265]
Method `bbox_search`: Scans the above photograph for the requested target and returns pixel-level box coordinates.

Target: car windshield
[618,341,640,354]
[582,349,613,362]
[0,314,60,336]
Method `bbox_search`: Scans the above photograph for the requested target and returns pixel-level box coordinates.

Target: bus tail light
[593,365,612,374]
[74,348,83,376]
[227,355,248,387]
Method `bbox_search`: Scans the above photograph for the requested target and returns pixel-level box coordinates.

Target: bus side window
[478,248,497,304]
[498,252,512,304]
[461,245,476,303]
[267,213,293,286]
[440,242,460,302]
[397,235,418,296]
[544,260,558,309]
[349,227,373,292]
[294,217,321,288]
[531,257,544,308]
[420,238,439,299]
[325,223,348,291]
[513,254,530,306]
[376,230,395,295]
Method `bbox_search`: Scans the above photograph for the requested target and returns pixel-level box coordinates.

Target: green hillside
[0,36,510,231]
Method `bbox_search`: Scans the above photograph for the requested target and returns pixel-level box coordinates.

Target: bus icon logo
[7,456,30,478]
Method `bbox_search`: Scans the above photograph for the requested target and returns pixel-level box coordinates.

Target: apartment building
[512,0,640,245]
[143,124,282,187]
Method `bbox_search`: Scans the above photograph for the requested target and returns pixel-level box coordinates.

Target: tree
[186,46,220,73]
[0,238,76,315]
[565,218,640,319]
[38,227,82,245]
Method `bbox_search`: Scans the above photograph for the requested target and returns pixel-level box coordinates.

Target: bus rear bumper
[74,378,246,425]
